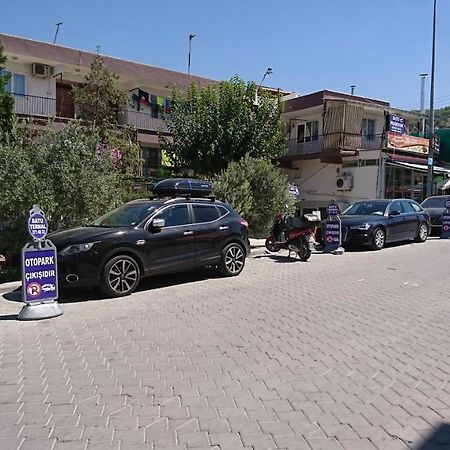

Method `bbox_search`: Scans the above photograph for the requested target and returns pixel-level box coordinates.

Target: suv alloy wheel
[100,255,141,297]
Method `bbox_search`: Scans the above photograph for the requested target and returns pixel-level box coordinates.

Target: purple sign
[388,114,406,135]
[445,199,450,209]
[22,246,58,303]
[325,219,341,246]
[442,210,450,234]
[28,211,48,241]
[327,203,340,217]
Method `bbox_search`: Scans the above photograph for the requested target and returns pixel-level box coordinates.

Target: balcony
[286,134,384,157]
[13,93,56,117]
[119,109,169,133]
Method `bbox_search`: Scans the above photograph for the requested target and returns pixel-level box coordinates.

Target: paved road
[1,238,450,450]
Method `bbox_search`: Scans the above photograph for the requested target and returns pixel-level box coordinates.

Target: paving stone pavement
[1,238,450,449]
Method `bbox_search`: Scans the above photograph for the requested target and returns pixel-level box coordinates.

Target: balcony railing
[286,134,384,156]
[13,93,56,117]
[119,109,169,132]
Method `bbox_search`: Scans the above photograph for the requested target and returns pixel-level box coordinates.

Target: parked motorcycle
[265,213,320,261]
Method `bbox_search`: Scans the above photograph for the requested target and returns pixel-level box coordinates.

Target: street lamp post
[187,34,196,75]
[254,67,272,106]
[426,0,437,198]
[419,73,428,137]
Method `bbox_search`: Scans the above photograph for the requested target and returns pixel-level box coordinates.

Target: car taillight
[239,218,248,228]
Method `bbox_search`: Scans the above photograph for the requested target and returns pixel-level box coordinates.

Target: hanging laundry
[164,98,171,113]
[150,94,157,105]
[156,96,164,107]
[138,89,149,103]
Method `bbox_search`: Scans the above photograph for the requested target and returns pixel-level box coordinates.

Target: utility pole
[53,22,62,44]
[419,73,428,137]
[187,34,196,75]
[426,0,437,198]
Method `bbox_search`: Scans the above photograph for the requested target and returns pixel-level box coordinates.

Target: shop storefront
[385,160,450,202]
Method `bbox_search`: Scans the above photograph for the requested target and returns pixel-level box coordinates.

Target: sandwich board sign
[441,199,450,239]
[19,205,63,320]
[324,201,343,254]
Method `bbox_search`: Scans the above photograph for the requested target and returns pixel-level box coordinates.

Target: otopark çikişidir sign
[19,205,63,320]
[441,199,450,239]
[324,201,344,254]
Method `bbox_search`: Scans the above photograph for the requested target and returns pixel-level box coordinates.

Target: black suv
[49,196,250,297]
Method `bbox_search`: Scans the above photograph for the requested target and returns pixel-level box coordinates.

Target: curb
[0,281,21,295]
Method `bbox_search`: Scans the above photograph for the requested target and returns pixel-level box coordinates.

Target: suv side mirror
[388,210,401,217]
[152,218,165,229]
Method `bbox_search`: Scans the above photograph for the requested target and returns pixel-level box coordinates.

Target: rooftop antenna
[350,85,356,95]
[53,22,62,44]
[96,45,101,55]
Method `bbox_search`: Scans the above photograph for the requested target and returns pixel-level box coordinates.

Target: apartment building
[1,33,215,177]
[280,90,449,213]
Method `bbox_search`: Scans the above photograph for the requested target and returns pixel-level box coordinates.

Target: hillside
[411,105,450,129]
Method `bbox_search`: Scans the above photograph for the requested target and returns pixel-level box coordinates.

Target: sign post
[18,205,63,320]
[323,201,344,255]
[441,199,450,240]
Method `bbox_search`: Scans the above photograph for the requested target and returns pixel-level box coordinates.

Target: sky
[1,0,449,111]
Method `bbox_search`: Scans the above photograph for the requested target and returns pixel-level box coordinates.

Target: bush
[213,156,295,237]
[0,121,120,264]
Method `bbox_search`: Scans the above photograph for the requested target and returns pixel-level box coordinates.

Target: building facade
[281,90,449,214]
[1,33,215,177]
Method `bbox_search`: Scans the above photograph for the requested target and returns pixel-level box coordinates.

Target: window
[411,202,422,212]
[297,121,318,143]
[217,206,229,218]
[389,201,403,214]
[401,201,415,213]
[4,72,26,95]
[156,205,190,227]
[193,205,219,223]
[361,118,375,141]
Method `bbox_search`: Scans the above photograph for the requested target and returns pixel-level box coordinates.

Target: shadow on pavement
[413,423,450,449]
[58,267,221,304]
[0,313,18,321]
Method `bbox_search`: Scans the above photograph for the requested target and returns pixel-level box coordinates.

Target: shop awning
[386,160,450,175]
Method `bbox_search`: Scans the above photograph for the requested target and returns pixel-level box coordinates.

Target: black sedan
[48,197,250,297]
[330,199,430,250]
[421,195,450,234]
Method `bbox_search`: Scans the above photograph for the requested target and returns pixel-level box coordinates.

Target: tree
[0,121,119,265]
[0,39,15,143]
[72,55,141,179]
[160,76,287,176]
[213,155,295,237]
[72,56,127,133]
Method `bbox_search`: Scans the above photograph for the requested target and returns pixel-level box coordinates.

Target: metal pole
[53,22,62,44]
[426,0,436,198]
[187,34,196,75]
[419,73,428,136]
[350,85,355,95]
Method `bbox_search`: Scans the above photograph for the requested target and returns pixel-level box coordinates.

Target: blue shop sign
[387,114,406,135]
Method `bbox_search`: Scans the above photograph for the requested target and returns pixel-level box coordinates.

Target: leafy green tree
[0,121,119,265]
[214,155,295,237]
[160,76,287,176]
[0,39,15,144]
[72,56,127,132]
[72,56,141,177]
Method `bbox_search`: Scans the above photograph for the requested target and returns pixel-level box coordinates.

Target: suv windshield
[90,203,158,227]
[343,201,389,216]
[421,197,449,208]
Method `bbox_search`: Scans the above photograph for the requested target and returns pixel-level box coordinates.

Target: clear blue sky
[1,0,449,110]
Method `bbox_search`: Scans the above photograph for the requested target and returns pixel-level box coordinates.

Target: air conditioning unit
[336,174,353,191]
[32,63,53,78]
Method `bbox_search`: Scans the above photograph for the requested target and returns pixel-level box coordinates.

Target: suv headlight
[59,242,98,256]
[350,223,371,231]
